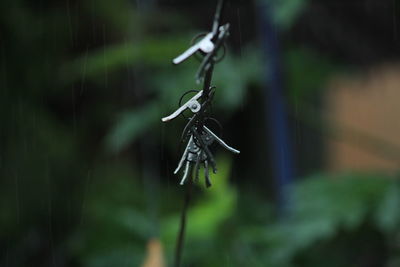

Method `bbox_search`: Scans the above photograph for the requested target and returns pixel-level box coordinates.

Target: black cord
[173,64,216,267]
[212,0,225,35]
[173,1,226,266]
[174,173,193,267]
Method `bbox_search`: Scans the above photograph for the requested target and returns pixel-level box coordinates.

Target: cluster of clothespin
[161,0,239,187]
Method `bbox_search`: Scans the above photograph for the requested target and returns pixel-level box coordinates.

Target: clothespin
[161,90,203,122]
[172,33,215,65]
[172,0,227,66]
[195,24,230,83]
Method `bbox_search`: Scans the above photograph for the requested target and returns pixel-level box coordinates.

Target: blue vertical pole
[257,2,295,215]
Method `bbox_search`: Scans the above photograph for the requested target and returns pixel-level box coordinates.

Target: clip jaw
[172,33,215,65]
[195,24,230,83]
[161,90,203,122]
[172,25,230,72]
[171,0,230,84]
[174,126,240,187]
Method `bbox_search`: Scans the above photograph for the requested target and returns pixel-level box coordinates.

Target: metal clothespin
[195,24,230,83]
[164,0,240,188]
[175,125,240,187]
[172,33,215,65]
[161,90,203,122]
[203,126,240,154]
[172,0,226,67]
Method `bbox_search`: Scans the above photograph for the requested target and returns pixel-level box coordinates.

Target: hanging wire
[160,0,238,266]
[173,177,193,267]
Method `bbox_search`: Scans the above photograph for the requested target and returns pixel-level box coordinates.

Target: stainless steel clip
[161,90,203,122]
[172,33,215,65]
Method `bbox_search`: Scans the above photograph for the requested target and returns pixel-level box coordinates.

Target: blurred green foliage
[267,0,308,30]
[1,0,400,267]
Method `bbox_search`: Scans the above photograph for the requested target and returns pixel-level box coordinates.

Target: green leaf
[213,47,262,112]
[259,0,308,30]
[285,48,338,102]
[105,103,160,153]
[161,156,237,252]
[376,181,400,233]
[61,36,189,84]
